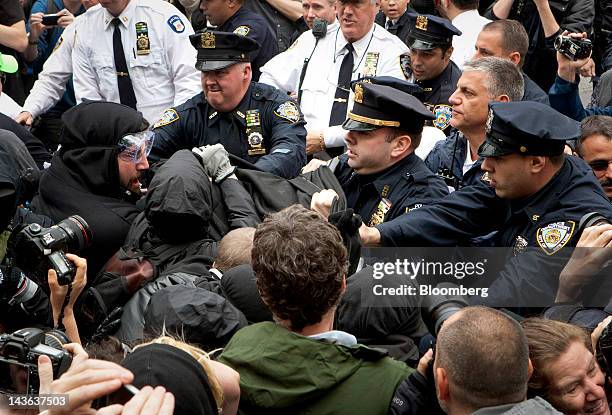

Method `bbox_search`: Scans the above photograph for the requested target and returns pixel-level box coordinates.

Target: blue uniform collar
[508,158,569,224]
[220,6,248,31]
[204,82,255,127]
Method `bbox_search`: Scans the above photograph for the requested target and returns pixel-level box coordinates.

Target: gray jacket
[472,397,562,415]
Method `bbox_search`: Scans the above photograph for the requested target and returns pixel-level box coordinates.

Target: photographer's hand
[556,224,612,302]
[97,386,175,415]
[417,348,434,378]
[48,255,88,343]
[38,343,133,415]
[556,31,592,83]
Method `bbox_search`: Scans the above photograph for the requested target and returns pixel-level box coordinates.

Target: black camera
[420,283,469,336]
[0,328,72,394]
[596,322,612,377]
[11,215,92,285]
[554,35,593,61]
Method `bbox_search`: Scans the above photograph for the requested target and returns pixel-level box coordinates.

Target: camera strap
[55,284,72,330]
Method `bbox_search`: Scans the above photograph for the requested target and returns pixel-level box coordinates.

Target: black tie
[112,18,137,109]
[329,43,354,127]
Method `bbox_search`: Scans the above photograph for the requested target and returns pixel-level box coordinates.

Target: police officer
[72,0,201,124]
[200,0,278,80]
[310,81,449,228]
[150,31,307,179]
[359,101,612,306]
[403,13,462,134]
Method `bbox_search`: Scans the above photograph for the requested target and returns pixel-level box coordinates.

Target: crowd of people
[1,0,612,413]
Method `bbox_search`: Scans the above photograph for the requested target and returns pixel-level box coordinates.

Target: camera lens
[43,330,70,350]
[578,212,611,234]
[56,215,92,253]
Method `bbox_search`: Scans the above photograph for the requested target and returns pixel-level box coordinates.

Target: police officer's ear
[508,51,522,67]
[390,132,412,158]
[442,46,453,62]
[227,0,241,9]
[528,155,547,174]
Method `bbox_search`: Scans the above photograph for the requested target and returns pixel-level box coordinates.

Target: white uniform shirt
[450,10,490,70]
[72,0,200,123]
[22,5,102,119]
[260,22,409,148]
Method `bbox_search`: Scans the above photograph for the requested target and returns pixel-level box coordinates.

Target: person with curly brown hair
[218,204,411,414]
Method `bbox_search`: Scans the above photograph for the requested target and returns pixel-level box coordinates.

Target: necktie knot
[111,17,121,27]
[345,43,354,53]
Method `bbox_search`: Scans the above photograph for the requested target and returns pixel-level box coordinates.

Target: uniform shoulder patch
[233,25,251,36]
[153,108,179,129]
[433,105,452,130]
[274,101,300,123]
[167,15,185,33]
[53,35,64,52]
[400,53,412,79]
[536,221,575,256]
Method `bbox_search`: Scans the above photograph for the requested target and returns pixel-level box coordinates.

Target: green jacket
[218,322,412,415]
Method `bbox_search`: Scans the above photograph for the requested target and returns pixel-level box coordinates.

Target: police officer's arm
[370,182,504,246]
[20,23,76,121]
[259,35,310,94]
[473,223,581,308]
[162,13,201,105]
[256,100,307,178]
[72,27,104,102]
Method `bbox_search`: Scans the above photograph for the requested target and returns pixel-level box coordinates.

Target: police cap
[350,76,424,96]
[189,30,259,72]
[342,82,434,132]
[478,101,581,158]
[406,13,461,51]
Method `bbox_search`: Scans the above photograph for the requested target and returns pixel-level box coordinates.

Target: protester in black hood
[31,101,150,276]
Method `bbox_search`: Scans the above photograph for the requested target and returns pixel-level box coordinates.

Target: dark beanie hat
[122,343,218,415]
[60,101,147,147]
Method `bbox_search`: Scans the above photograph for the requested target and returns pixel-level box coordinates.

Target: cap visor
[0,54,18,74]
[407,38,438,51]
[196,60,238,72]
[478,139,514,158]
[342,118,378,131]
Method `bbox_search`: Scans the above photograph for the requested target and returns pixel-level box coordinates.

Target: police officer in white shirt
[435,0,489,69]
[72,0,200,123]
[259,0,408,158]
[16,2,101,128]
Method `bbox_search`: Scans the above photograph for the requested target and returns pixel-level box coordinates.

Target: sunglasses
[117,130,154,163]
[588,160,612,172]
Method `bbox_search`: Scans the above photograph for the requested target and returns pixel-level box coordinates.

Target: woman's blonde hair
[134,335,224,409]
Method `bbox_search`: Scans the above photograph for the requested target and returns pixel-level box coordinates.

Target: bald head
[435,307,530,412]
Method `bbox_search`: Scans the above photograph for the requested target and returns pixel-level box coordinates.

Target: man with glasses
[578,116,612,200]
[31,101,150,276]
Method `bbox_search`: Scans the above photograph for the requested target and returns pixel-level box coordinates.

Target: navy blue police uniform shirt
[150,82,307,179]
[416,60,461,135]
[218,7,279,81]
[376,156,612,306]
[335,151,449,227]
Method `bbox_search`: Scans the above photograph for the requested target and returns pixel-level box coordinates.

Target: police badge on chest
[246,109,266,156]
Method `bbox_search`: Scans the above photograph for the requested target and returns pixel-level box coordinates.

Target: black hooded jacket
[31,102,146,276]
